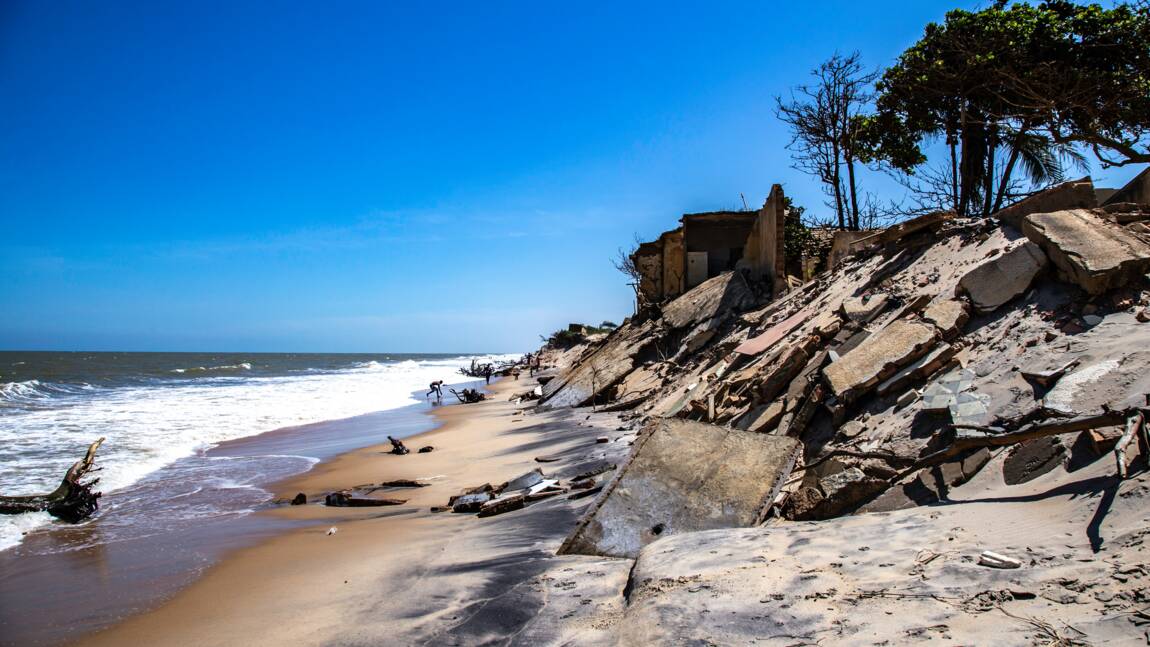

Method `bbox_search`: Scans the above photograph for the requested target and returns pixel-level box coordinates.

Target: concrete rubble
[956,239,1048,313]
[1022,208,1150,294]
[513,177,1150,644]
[559,419,800,558]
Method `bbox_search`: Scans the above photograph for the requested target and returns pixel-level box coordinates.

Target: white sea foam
[0,353,516,551]
[170,362,252,374]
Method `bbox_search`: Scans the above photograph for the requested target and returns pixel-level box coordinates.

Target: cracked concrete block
[558,419,800,558]
[956,240,1048,313]
[822,320,939,402]
[841,293,889,324]
[921,298,969,340]
[1003,437,1066,485]
[1022,208,1150,295]
[994,177,1096,230]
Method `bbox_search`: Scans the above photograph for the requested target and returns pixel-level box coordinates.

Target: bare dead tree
[776,52,878,230]
[613,234,644,306]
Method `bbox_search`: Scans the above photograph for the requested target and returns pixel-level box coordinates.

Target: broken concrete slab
[956,240,1048,313]
[558,419,800,559]
[841,293,889,324]
[735,399,786,433]
[1003,436,1067,485]
[451,492,494,513]
[541,320,658,408]
[503,468,545,492]
[734,308,810,356]
[994,176,1097,230]
[325,492,406,507]
[757,336,819,404]
[948,391,993,426]
[876,342,955,397]
[822,320,939,402]
[1022,208,1150,295]
[922,369,976,412]
[921,298,969,340]
[1042,359,1123,415]
[661,272,755,330]
[478,493,526,517]
[849,210,954,252]
[1020,359,1080,387]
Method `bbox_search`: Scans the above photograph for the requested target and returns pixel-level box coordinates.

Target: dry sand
[79,377,635,646]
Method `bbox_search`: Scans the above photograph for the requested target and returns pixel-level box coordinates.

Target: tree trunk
[992,124,1030,213]
[0,438,105,523]
[982,124,997,218]
[949,135,959,213]
[831,139,845,230]
[845,142,860,231]
[957,105,972,218]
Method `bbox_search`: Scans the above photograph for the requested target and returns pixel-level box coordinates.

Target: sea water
[0,351,516,552]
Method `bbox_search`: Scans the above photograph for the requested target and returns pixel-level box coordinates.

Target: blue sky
[1,1,1142,353]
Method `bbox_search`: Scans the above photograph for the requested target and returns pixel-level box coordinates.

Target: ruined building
[631,184,788,307]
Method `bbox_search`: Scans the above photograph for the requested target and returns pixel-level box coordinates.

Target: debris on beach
[978,550,1023,569]
[324,491,406,507]
[378,479,428,488]
[387,436,410,455]
[450,388,486,404]
[0,437,106,523]
[290,493,307,505]
[417,445,434,453]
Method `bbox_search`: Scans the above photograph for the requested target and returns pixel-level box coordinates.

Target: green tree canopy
[861,1,1150,217]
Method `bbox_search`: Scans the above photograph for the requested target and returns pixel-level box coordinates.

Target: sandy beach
[79,374,636,646]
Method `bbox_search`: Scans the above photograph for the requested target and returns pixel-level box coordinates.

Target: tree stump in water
[0,437,106,523]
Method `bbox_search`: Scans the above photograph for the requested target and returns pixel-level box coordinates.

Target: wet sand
[78,376,630,646]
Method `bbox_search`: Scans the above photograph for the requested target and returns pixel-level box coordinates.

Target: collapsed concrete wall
[660,228,685,301]
[633,240,663,306]
[993,176,1097,230]
[558,419,800,558]
[742,184,787,295]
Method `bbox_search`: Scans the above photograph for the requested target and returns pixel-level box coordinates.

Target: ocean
[0,351,516,553]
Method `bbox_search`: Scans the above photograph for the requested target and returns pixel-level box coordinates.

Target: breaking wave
[0,352,518,552]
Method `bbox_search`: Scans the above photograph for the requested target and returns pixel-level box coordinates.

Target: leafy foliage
[861,1,1150,217]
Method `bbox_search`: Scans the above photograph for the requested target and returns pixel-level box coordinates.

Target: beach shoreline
[75,372,631,646]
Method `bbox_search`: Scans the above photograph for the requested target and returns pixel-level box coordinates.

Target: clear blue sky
[0,1,1141,353]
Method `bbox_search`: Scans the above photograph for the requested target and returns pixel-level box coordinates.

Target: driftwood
[450,388,486,404]
[0,437,106,523]
[324,491,406,507]
[895,410,1132,481]
[1115,412,1145,479]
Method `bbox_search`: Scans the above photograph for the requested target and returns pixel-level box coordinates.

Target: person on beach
[483,364,494,384]
[427,380,443,399]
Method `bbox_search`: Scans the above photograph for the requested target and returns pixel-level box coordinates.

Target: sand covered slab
[559,419,800,559]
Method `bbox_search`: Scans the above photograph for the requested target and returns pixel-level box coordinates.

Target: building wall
[742,184,787,294]
[682,213,756,282]
[635,252,662,305]
[1105,167,1150,206]
[661,228,686,300]
[826,230,874,269]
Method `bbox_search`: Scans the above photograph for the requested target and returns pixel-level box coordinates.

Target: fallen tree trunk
[0,437,106,523]
[895,410,1131,481]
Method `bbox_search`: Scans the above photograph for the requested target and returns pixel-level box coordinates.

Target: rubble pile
[541,193,1150,525]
